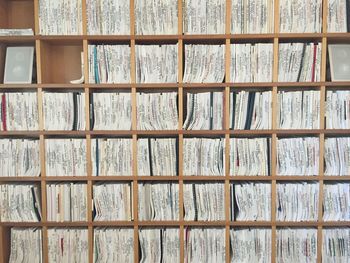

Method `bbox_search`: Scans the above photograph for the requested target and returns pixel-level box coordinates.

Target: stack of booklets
[91,138,133,176]
[45,139,87,176]
[136,44,178,83]
[230,138,270,176]
[278,43,322,82]
[0,92,38,131]
[183,91,223,130]
[279,0,322,32]
[231,0,274,34]
[138,138,178,176]
[327,0,350,32]
[324,137,350,176]
[277,182,319,221]
[326,90,350,129]
[276,228,317,262]
[322,228,350,262]
[88,45,131,84]
[278,90,320,129]
[231,44,273,83]
[86,0,130,35]
[232,182,271,221]
[277,137,319,176]
[0,139,40,177]
[138,183,179,221]
[90,92,132,130]
[94,228,134,262]
[8,228,42,263]
[183,183,225,221]
[39,0,82,35]
[135,0,177,35]
[230,228,271,263]
[183,45,225,83]
[46,183,87,222]
[43,92,85,131]
[183,138,225,176]
[185,228,225,262]
[139,228,180,263]
[48,228,88,262]
[0,184,41,222]
[230,90,272,130]
[93,183,133,221]
[323,183,350,221]
[137,92,178,130]
[183,0,225,34]
[0,29,34,36]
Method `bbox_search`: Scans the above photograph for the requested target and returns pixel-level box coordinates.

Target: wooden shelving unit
[0,0,350,262]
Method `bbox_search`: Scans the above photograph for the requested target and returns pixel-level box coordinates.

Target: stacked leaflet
[90,92,132,130]
[326,90,350,129]
[277,137,319,176]
[183,91,223,130]
[323,228,350,263]
[279,0,322,33]
[88,45,131,84]
[136,44,178,83]
[185,228,225,262]
[93,183,133,221]
[231,0,274,34]
[94,228,134,263]
[43,92,85,130]
[0,92,38,131]
[86,0,130,35]
[183,183,225,221]
[231,44,273,83]
[324,137,350,176]
[183,45,225,83]
[48,228,88,262]
[135,0,177,35]
[45,139,87,176]
[230,228,271,263]
[278,90,320,129]
[230,90,272,130]
[0,184,41,222]
[277,182,319,221]
[0,139,40,177]
[138,138,178,176]
[276,228,317,263]
[38,0,82,35]
[232,182,271,221]
[46,183,87,222]
[327,0,349,32]
[230,138,270,176]
[0,29,34,36]
[183,0,225,34]
[183,138,225,176]
[323,183,350,221]
[278,43,322,82]
[8,228,42,263]
[138,183,179,221]
[91,138,132,176]
[137,92,178,130]
[139,228,180,263]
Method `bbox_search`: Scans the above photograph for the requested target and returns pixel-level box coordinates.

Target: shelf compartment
[0,0,34,31]
[39,40,83,84]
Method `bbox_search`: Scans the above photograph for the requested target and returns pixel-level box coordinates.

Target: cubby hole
[0,0,35,31]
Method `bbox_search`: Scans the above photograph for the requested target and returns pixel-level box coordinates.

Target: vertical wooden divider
[271,0,280,262]
[318,1,328,261]
[225,1,231,262]
[129,1,139,262]
[80,1,94,262]
[34,0,48,258]
[177,0,184,262]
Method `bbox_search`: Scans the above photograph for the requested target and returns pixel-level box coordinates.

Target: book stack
[326,90,350,129]
[324,137,350,176]
[0,92,38,131]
